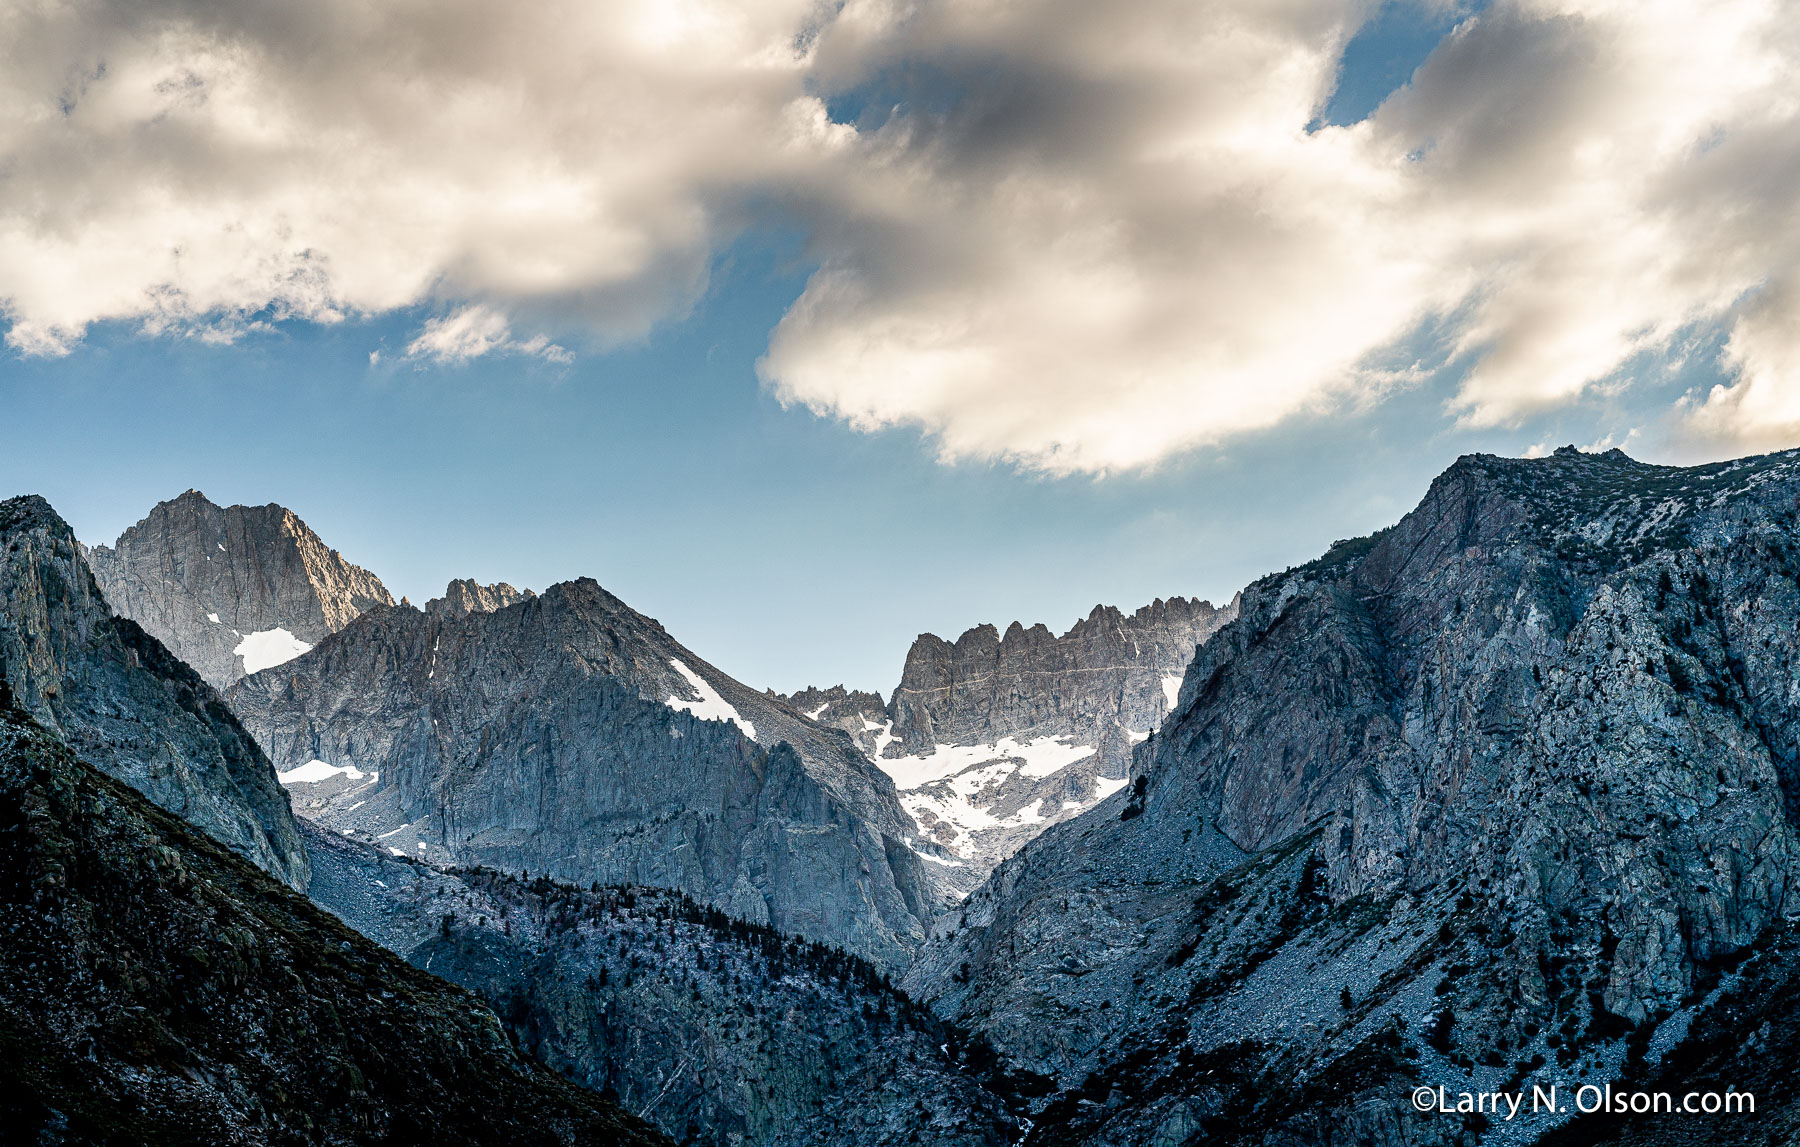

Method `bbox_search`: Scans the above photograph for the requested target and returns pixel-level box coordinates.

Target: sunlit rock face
[86,489,393,689]
[904,446,1800,1146]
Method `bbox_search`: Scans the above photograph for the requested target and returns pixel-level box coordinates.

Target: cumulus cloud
[0,0,832,354]
[3,0,1799,469]
[764,0,1800,471]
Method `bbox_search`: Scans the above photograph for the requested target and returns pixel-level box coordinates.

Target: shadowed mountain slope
[0,698,667,1146]
[0,495,306,889]
[302,821,1018,1147]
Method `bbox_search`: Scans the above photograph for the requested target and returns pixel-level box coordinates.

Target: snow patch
[1161,673,1183,708]
[1126,728,1149,744]
[235,628,312,674]
[666,659,757,741]
[1093,775,1130,802]
[206,612,220,624]
[278,759,366,785]
[805,702,830,720]
[878,735,1094,791]
[1014,735,1098,779]
[865,718,899,762]
[902,792,1049,857]
[913,850,966,868]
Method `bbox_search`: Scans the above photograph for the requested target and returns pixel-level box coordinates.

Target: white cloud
[764,0,1800,471]
[2,0,1799,469]
[402,303,570,364]
[0,0,833,354]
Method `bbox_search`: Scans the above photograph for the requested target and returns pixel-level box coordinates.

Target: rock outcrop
[303,822,1018,1147]
[781,685,889,744]
[86,490,393,689]
[0,701,667,1147]
[229,578,940,970]
[902,446,1800,1145]
[428,577,535,617]
[788,597,1234,891]
[0,495,307,889]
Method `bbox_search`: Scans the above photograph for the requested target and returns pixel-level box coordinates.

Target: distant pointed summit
[86,492,393,688]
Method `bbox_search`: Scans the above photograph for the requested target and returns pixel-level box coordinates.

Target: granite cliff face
[903,446,1800,1145]
[0,702,666,1146]
[229,578,940,969]
[0,495,307,890]
[303,822,1017,1147]
[789,597,1234,891]
[87,490,393,689]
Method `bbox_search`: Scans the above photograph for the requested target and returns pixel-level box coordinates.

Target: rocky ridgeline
[303,823,1018,1147]
[902,446,1800,1146]
[0,495,307,889]
[228,577,942,970]
[781,684,889,746]
[0,702,667,1145]
[430,577,535,616]
[786,597,1234,891]
[87,490,392,688]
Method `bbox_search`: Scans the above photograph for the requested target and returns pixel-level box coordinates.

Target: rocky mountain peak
[228,572,941,969]
[0,492,59,533]
[780,684,888,723]
[86,490,394,688]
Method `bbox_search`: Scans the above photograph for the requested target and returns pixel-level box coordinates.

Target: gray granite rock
[86,489,392,689]
[785,597,1235,893]
[229,577,939,970]
[0,494,308,889]
[903,446,1800,1145]
[428,577,534,616]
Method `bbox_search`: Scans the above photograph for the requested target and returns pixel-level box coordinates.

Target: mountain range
[9,446,1800,1144]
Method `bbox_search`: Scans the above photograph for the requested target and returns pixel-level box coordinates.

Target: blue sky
[2,0,1793,693]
